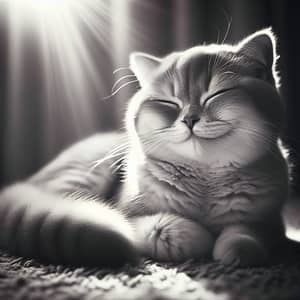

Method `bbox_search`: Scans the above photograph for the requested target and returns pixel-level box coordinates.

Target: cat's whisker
[237,125,277,140]
[107,148,129,160]
[142,143,160,154]
[237,128,276,146]
[111,75,137,93]
[139,130,177,148]
[110,156,125,172]
[207,55,212,75]
[102,79,139,100]
[217,59,235,74]
[90,153,122,171]
[142,139,163,155]
[138,128,172,143]
[93,149,128,166]
[90,145,129,171]
[215,26,221,44]
[108,142,130,156]
[142,139,159,149]
[88,139,130,173]
[109,154,126,166]
[216,53,226,70]
[113,66,132,74]
[255,121,300,144]
[236,127,281,159]
[259,121,281,131]
[212,53,219,71]
[110,79,139,95]
[220,11,232,45]
[116,159,127,173]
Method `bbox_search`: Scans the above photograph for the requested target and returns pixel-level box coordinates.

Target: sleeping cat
[0,28,292,267]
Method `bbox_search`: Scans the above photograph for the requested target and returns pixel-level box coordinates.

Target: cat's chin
[148,137,206,164]
[147,133,239,167]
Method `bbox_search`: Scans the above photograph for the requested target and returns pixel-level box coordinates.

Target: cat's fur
[0,28,293,267]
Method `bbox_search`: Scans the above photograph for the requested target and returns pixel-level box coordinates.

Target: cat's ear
[238,28,277,69]
[130,52,161,86]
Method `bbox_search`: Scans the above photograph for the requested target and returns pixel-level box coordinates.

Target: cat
[0,28,294,267]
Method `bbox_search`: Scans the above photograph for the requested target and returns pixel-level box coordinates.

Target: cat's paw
[213,232,268,267]
[133,214,214,262]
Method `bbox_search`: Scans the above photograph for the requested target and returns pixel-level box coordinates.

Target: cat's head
[126,28,284,167]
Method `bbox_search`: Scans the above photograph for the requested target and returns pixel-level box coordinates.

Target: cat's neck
[146,156,238,183]
[122,145,287,200]
[144,157,241,196]
[122,150,240,199]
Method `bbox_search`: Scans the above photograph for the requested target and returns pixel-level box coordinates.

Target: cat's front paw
[133,214,214,262]
[213,232,268,267]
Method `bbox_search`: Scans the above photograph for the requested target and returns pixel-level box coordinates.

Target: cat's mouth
[192,121,234,140]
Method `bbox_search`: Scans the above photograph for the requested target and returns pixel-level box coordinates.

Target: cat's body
[0,28,294,267]
[122,151,287,232]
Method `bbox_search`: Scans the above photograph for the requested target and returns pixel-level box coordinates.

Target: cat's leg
[213,224,270,266]
[132,213,214,262]
[0,183,138,267]
[0,133,138,266]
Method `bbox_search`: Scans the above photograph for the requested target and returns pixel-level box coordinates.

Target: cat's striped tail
[0,183,138,267]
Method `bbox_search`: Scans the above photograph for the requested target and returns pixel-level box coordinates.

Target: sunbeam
[2,0,115,178]
[0,0,165,182]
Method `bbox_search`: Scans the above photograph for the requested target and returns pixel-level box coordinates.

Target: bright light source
[9,0,71,10]
[6,0,76,25]
[1,0,113,168]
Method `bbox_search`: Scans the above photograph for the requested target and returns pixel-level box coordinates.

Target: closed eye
[152,99,180,109]
[203,88,235,107]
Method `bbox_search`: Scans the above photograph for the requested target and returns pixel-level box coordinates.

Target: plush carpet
[1,251,300,300]
[1,200,300,300]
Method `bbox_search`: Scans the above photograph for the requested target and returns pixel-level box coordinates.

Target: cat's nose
[182,115,200,129]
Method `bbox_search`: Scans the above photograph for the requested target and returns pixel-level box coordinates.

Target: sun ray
[2,0,114,163]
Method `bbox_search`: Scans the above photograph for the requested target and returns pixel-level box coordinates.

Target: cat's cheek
[135,104,178,136]
[135,111,170,136]
[135,101,180,136]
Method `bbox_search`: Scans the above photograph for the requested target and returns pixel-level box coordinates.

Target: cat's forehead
[153,45,238,99]
[175,44,236,70]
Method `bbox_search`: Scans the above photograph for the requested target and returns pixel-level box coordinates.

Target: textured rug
[1,200,300,300]
[1,251,300,300]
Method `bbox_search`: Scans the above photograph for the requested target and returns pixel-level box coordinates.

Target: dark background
[0,0,300,192]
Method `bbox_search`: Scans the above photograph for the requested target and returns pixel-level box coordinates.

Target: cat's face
[127,29,284,166]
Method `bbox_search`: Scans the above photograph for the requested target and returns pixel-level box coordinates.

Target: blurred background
[0,0,299,192]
